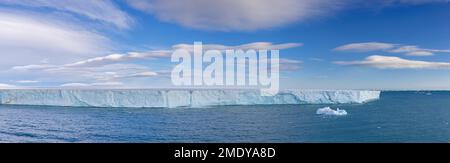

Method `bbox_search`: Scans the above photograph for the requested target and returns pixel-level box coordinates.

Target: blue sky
[1,0,450,90]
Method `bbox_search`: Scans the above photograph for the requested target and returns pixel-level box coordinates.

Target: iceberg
[0,89,380,108]
[316,107,348,116]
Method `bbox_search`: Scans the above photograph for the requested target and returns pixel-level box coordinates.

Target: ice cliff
[0,89,380,108]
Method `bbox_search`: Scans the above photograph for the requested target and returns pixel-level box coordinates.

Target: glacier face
[0,89,381,108]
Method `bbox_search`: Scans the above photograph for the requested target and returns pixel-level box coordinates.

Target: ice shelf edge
[0,89,381,108]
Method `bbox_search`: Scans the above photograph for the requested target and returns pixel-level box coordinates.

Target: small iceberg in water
[316,107,347,116]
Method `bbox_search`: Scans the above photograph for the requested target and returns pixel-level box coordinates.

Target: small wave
[316,107,347,116]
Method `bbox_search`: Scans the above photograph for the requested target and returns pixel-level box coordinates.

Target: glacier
[0,89,380,108]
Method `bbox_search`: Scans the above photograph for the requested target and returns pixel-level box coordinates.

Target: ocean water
[0,91,449,143]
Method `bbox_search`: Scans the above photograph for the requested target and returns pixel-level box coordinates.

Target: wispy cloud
[235,58,303,71]
[0,83,17,89]
[388,45,450,56]
[279,58,303,71]
[64,51,172,67]
[60,82,125,88]
[16,80,39,84]
[126,0,450,31]
[382,0,450,5]
[44,64,159,82]
[126,0,346,31]
[9,42,302,87]
[60,83,91,87]
[309,58,324,62]
[13,42,301,70]
[0,10,112,67]
[9,63,159,89]
[335,55,450,69]
[334,42,396,52]
[12,65,57,71]
[334,42,450,56]
[0,0,133,29]
[173,42,303,51]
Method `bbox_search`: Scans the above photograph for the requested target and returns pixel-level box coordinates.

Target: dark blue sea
[0,91,449,143]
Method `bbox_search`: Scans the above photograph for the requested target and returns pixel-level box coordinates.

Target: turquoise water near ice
[0,91,449,142]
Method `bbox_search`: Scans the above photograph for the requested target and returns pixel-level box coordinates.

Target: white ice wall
[0,89,380,108]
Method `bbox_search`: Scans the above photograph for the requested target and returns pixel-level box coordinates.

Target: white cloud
[123,71,158,78]
[335,42,450,56]
[60,83,90,87]
[0,11,112,66]
[12,64,57,71]
[279,58,303,64]
[334,42,396,52]
[236,58,303,71]
[16,80,39,84]
[126,0,450,31]
[267,58,303,71]
[91,82,124,87]
[388,45,450,56]
[8,42,300,87]
[0,83,17,89]
[279,58,303,71]
[384,0,450,5]
[67,42,302,68]
[4,0,436,33]
[45,64,159,82]
[310,58,324,62]
[405,51,434,56]
[388,45,422,53]
[65,51,172,67]
[279,64,302,71]
[60,82,125,88]
[0,0,133,29]
[335,55,450,69]
[173,42,302,51]
[126,0,346,31]
[8,63,159,89]
[14,42,301,69]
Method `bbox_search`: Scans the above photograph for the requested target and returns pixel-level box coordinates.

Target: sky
[1,0,450,90]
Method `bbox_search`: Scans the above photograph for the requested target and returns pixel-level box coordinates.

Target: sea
[0,91,449,143]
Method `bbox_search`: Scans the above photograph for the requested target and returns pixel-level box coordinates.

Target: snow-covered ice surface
[0,89,380,108]
[316,107,348,116]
